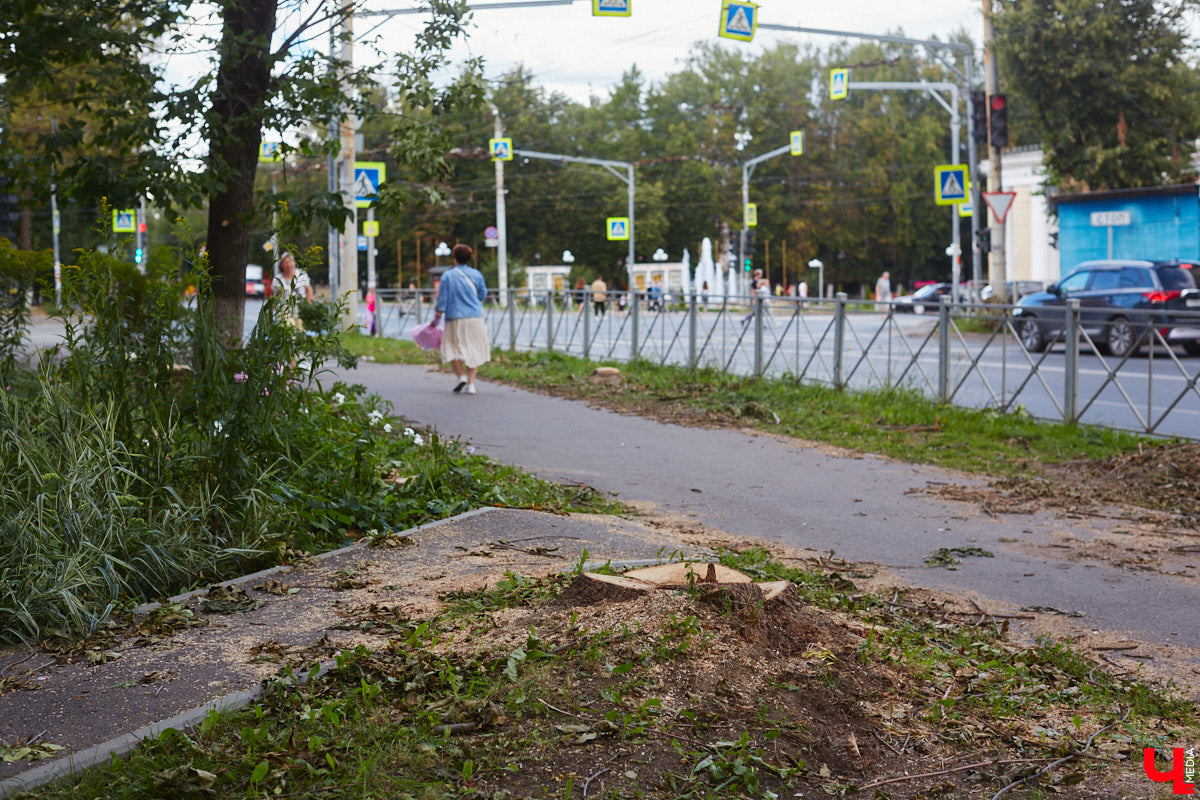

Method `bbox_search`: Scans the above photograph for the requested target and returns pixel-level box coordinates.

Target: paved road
[339,361,1200,651]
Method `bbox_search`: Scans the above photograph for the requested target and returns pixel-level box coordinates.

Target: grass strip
[18,549,1196,800]
[341,334,1150,477]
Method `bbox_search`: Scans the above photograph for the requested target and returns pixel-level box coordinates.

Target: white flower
[403,427,415,437]
[412,434,424,447]
[300,407,309,415]
[368,410,384,426]
[332,392,345,405]
[212,420,223,434]
[466,445,476,454]
[383,423,392,433]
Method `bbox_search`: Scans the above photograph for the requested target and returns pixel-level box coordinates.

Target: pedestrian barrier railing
[369,288,1200,439]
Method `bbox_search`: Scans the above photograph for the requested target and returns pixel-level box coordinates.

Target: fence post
[631,291,640,359]
[506,289,516,347]
[1063,298,1080,424]
[688,291,698,368]
[938,296,951,403]
[833,292,847,390]
[583,292,591,361]
[545,291,554,352]
[754,295,764,377]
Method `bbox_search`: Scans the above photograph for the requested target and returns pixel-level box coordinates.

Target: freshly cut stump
[623,562,752,588]
[548,572,655,607]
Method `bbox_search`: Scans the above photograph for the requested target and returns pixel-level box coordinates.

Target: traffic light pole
[740,143,792,298]
[513,149,635,291]
[849,81,962,299]
[759,22,979,294]
[983,0,1008,302]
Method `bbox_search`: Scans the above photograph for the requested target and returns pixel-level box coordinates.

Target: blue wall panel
[1058,190,1199,277]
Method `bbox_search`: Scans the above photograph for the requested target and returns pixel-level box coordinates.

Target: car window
[1090,270,1120,290]
[1119,267,1149,288]
[1058,271,1092,292]
[1156,266,1198,291]
[913,285,938,298]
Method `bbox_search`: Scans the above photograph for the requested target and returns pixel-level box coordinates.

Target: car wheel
[1183,340,1200,357]
[1105,317,1136,358]
[914,303,925,315]
[1017,316,1045,352]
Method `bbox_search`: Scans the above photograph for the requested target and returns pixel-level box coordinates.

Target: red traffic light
[138,222,147,233]
[990,94,1006,111]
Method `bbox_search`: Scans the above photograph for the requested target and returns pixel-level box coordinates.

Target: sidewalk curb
[0,507,496,799]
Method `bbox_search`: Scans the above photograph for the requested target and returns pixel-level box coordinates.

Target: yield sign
[982,191,1017,224]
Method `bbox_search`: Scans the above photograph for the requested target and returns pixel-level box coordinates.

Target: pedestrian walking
[875,270,892,313]
[433,244,490,395]
[365,287,378,335]
[590,275,608,318]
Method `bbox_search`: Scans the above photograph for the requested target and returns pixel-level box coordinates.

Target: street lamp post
[434,241,451,267]
[562,249,575,307]
[808,259,824,302]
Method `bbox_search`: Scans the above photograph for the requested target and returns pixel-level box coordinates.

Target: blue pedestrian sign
[718,1,757,42]
[830,68,849,100]
[112,209,136,233]
[592,0,630,16]
[490,138,513,161]
[354,161,386,209]
[607,217,630,241]
[258,142,282,163]
[790,130,805,156]
[934,164,969,206]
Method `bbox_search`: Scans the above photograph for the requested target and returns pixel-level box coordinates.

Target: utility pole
[983,0,1007,302]
[492,105,509,305]
[337,2,359,326]
[326,23,340,304]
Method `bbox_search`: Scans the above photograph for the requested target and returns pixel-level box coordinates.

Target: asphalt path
[338,360,1200,652]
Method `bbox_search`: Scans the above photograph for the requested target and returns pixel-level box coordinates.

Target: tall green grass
[0,224,617,644]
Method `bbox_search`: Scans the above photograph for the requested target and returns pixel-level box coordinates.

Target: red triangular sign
[982,191,1016,223]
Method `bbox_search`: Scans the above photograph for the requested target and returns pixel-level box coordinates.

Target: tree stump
[623,562,751,588]
[547,572,654,608]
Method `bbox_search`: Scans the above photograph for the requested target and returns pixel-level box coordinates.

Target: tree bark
[204,0,279,348]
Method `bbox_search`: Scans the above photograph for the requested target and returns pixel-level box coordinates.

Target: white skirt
[441,316,491,368]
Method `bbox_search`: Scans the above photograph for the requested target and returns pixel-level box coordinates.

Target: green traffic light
[744,259,751,271]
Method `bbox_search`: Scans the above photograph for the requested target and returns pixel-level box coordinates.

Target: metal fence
[372,288,1200,440]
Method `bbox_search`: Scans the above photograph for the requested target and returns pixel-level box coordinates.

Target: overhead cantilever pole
[514,149,636,290]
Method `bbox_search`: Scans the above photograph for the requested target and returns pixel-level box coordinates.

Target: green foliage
[996,0,1200,191]
[0,239,617,644]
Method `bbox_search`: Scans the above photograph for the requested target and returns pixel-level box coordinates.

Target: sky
[365,0,983,103]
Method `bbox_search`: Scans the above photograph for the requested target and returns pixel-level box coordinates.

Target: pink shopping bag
[408,319,443,350]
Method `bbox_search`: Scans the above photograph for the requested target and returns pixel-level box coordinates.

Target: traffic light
[975,227,992,253]
[971,90,987,145]
[744,231,757,271]
[135,247,144,264]
[989,94,1008,148]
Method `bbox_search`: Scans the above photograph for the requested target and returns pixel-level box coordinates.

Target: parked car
[245,264,266,297]
[980,280,1047,302]
[892,282,954,314]
[1012,260,1200,357]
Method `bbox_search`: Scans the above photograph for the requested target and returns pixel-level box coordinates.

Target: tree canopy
[995,0,1200,191]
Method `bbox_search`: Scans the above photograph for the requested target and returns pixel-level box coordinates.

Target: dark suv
[1013,260,1200,357]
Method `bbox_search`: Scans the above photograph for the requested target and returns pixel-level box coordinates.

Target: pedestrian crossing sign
[718,1,757,42]
[113,209,136,233]
[790,130,804,156]
[830,68,849,100]
[934,164,969,206]
[607,217,630,241]
[490,138,513,161]
[744,203,757,227]
[363,220,379,238]
[258,142,282,163]
[592,0,630,16]
[354,161,387,209]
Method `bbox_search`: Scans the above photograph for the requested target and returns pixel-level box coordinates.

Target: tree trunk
[204,0,279,349]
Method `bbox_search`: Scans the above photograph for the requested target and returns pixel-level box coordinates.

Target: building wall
[982,147,1059,284]
[1058,190,1200,269]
